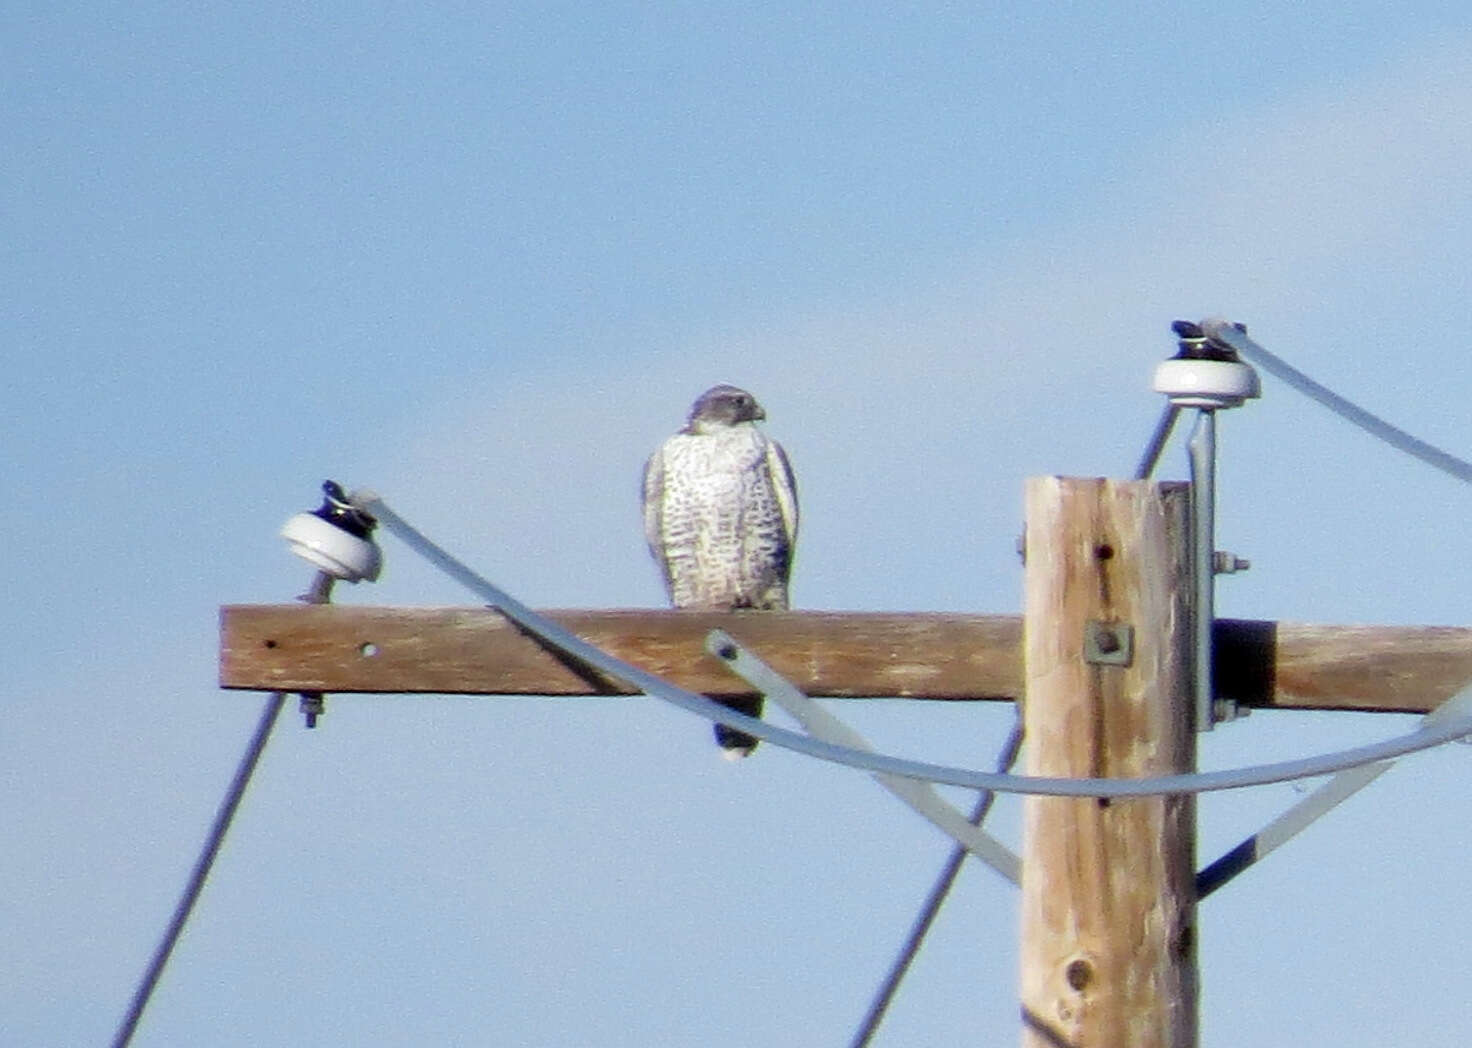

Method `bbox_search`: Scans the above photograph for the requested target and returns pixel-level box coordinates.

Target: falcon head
[685,385,766,432]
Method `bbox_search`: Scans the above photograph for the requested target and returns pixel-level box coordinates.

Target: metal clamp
[1083,621,1134,666]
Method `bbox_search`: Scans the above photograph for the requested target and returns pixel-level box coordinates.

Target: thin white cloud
[376,34,1472,620]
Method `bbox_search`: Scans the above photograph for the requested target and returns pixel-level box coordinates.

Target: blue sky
[9,3,1472,1045]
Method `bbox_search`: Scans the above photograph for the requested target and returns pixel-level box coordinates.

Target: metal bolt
[299,692,325,728]
[1084,621,1134,666]
[1212,697,1248,723]
[1212,551,1251,574]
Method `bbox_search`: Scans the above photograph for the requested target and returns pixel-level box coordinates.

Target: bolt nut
[1212,551,1251,574]
[1212,697,1249,722]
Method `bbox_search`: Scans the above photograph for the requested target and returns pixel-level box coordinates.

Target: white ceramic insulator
[1152,357,1261,408]
[280,512,383,582]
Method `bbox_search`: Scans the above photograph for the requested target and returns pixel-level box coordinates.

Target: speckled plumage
[642,385,798,756]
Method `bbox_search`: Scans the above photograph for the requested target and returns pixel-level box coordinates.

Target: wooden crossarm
[219,605,1472,714]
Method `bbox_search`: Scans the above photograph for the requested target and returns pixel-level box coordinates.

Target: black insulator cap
[1170,319,1238,362]
[311,480,377,539]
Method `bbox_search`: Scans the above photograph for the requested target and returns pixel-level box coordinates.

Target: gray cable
[356,493,1472,797]
[1134,403,1181,480]
[1202,318,1472,485]
[110,692,287,1048]
[848,719,1024,1048]
[854,400,1173,1045]
[113,571,334,1045]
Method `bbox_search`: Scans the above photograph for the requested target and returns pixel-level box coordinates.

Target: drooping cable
[355,492,1472,797]
[110,692,287,1048]
[848,718,1024,1048]
[1202,318,1472,485]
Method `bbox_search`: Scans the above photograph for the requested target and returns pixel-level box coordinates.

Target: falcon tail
[712,695,764,760]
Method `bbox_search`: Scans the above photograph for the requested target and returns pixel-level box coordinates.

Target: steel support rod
[1187,410,1218,731]
[705,629,1020,883]
[1135,403,1182,481]
[1196,761,1390,898]
[114,571,335,1048]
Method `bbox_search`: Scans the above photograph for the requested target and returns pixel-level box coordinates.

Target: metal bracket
[1083,621,1134,666]
[705,629,1020,886]
[1197,760,1390,899]
[1197,677,1472,898]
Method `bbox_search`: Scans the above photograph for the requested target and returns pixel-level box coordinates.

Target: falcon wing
[765,438,799,575]
[640,446,676,595]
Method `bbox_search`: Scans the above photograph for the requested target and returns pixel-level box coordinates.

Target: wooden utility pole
[1019,477,1196,1048]
[217,476,1472,1046]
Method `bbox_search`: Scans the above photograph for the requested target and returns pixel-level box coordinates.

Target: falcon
[642,385,799,758]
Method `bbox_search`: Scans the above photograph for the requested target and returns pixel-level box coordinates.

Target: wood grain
[219,606,1024,699]
[220,605,1472,713]
[1019,477,1197,1048]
